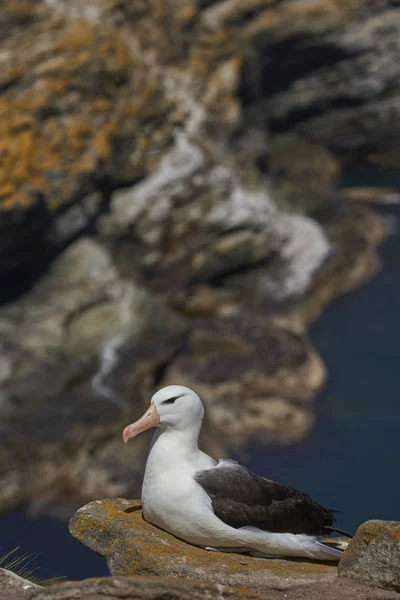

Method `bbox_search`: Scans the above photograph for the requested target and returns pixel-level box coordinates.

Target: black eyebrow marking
[162,394,184,405]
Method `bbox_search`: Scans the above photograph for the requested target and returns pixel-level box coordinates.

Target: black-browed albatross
[123,385,346,561]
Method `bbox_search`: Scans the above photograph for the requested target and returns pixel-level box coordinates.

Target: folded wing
[195,460,336,535]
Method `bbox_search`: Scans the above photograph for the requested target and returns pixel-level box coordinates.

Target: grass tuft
[0,547,66,586]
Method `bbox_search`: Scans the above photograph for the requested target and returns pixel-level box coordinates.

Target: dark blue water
[0,510,109,580]
[1,190,400,580]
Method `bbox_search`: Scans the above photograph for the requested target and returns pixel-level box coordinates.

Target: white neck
[145,420,214,475]
[151,420,201,455]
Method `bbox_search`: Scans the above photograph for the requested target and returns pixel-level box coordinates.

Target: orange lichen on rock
[0,4,175,216]
[339,520,400,592]
[69,498,338,594]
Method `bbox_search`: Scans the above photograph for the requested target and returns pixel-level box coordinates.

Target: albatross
[123,385,346,561]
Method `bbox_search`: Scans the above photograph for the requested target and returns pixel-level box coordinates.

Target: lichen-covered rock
[0,0,394,284]
[2,0,390,278]
[32,575,264,600]
[0,239,187,515]
[0,0,175,280]
[339,520,400,592]
[69,498,338,593]
[0,569,40,600]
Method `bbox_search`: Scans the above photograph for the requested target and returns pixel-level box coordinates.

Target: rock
[69,498,339,593]
[0,0,392,292]
[0,0,175,289]
[367,151,400,169]
[0,239,187,516]
[162,314,322,445]
[100,134,331,304]
[0,568,40,600]
[340,187,400,205]
[31,575,263,600]
[296,204,387,326]
[158,203,386,447]
[238,0,400,158]
[268,134,340,214]
[0,207,384,518]
[210,203,386,327]
[339,520,400,592]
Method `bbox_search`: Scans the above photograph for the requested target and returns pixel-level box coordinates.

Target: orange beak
[122,404,160,443]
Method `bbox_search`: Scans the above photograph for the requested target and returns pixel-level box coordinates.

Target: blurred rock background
[0,0,397,541]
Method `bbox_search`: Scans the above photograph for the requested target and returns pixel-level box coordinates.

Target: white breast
[141,429,221,544]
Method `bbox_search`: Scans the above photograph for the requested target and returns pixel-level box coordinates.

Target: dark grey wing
[195,460,336,535]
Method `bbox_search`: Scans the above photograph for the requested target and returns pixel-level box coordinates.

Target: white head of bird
[122,385,205,443]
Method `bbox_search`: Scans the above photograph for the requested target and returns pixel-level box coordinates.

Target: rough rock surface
[0,568,40,600]
[0,1,175,283]
[1,0,392,284]
[163,315,323,445]
[239,0,400,161]
[100,137,298,299]
[339,520,400,592]
[69,498,339,593]
[1,570,398,600]
[32,576,264,600]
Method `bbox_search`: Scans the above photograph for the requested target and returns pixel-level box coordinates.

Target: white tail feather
[314,541,343,559]
[238,526,343,561]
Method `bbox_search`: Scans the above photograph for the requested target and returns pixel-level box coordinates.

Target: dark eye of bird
[162,395,183,405]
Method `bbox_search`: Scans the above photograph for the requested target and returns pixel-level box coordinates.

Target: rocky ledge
[68,498,340,593]
[2,511,399,600]
[5,574,400,600]
[339,520,400,592]
[66,499,400,600]
[0,568,40,600]
[5,572,400,600]
[0,571,264,600]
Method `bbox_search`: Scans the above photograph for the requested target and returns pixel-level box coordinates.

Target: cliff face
[244,0,400,162]
[0,0,393,515]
